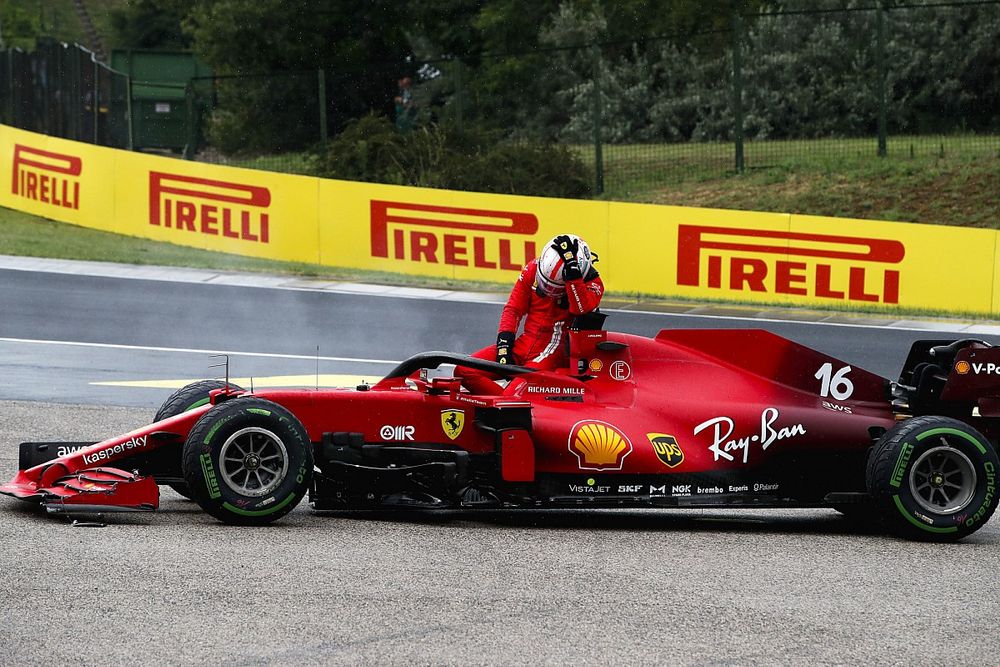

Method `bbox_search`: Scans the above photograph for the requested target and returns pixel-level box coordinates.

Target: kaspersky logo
[11,144,82,210]
[370,200,538,270]
[149,172,271,243]
[676,225,905,304]
[568,420,633,471]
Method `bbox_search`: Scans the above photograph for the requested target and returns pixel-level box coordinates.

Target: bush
[312,115,592,198]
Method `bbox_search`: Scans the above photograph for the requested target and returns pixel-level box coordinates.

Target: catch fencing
[1,3,997,198]
[0,38,131,149]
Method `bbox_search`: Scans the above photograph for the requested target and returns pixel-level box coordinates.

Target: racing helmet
[535,234,593,297]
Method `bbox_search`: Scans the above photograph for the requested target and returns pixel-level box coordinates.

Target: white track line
[0,337,400,364]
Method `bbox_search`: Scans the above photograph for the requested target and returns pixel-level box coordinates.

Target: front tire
[182,397,313,525]
[867,416,998,541]
[155,380,243,499]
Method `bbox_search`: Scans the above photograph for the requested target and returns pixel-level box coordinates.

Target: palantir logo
[11,144,82,210]
[676,224,905,304]
[149,172,271,243]
[370,200,538,270]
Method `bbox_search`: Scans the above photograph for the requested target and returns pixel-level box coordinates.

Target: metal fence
[0,38,131,149]
[1,3,997,199]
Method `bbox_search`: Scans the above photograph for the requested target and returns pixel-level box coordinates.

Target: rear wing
[896,339,1000,415]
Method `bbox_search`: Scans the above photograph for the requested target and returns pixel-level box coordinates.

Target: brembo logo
[149,172,270,243]
[370,200,538,270]
[11,144,81,209]
[677,225,905,304]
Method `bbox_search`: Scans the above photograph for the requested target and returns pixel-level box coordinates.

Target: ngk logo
[149,172,270,243]
[676,225,905,304]
[370,200,538,270]
[11,144,81,210]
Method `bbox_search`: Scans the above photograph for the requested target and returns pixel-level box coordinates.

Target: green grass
[198,150,320,176]
[576,135,1000,228]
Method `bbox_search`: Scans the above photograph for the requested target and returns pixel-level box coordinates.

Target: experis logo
[676,225,906,304]
[11,144,82,210]
[149,172,271,243]
[370,200,538,270]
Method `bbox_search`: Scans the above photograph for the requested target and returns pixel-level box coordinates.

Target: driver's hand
[496,331,515,365]
[551,235,582,281]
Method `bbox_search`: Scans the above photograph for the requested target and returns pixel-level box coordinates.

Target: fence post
[592,45,604,195]
[454,59,464,133]
[876,0,887,157]
[732,11,745,174]
[93,57,99,143]
[5,50,12,125]
[184,82,196,159]
[125,73,134,150]
[318,68,328,143]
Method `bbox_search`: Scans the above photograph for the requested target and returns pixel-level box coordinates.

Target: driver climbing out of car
[457,233,604,395]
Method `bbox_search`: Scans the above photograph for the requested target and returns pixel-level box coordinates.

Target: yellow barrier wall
[2,125,997,316]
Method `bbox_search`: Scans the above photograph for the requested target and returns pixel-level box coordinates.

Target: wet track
[1,262,999,665]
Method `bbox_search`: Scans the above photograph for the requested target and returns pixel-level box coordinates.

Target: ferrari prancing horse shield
[441,409,465,440]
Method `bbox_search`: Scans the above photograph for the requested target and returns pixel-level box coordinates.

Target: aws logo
[568,420,633,471]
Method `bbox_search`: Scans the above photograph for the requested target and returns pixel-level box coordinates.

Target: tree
[183,0,413,151]
[108,0,192,50]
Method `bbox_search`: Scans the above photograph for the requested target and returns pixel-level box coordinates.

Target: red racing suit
[459,258,604,394]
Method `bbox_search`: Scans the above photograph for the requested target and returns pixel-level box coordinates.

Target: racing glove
[496,331,515,365]
[551,234,582,282]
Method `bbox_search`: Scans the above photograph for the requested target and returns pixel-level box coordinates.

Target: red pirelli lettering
[676,224,906,305]
[149,172,271,244]
[11,144,82,210]
[370,200,538,270]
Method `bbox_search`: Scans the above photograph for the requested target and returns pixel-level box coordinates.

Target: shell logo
[955,361,971,375]
[568,420,633,471]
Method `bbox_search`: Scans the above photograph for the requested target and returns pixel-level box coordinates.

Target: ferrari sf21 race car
[3,316,999,541]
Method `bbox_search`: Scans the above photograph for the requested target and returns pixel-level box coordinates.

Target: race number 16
[815,363,854,400]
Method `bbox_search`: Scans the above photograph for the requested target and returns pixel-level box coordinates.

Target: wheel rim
[908,443,977,515]
[219,427,289,497]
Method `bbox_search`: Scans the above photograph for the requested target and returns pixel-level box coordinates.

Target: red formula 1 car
[3,315,999,541]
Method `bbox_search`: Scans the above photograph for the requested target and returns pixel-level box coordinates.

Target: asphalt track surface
[1,261,999,665]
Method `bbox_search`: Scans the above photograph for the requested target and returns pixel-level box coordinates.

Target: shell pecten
[568,420,633,470]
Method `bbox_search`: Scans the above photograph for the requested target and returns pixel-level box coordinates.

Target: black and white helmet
[535,234,593,297]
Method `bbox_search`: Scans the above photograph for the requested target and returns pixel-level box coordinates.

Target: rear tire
[154,380,243,499]
[182,397,312,525]
[867,416,998,541]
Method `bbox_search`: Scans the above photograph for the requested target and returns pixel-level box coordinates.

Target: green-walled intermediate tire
[182,397,313,525]
[154,380,243,499]
[867,416,998,542]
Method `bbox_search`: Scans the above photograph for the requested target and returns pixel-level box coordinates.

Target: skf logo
[676,225,905,304]
[371,200,538,270]
[568,420,633,471]
[149,172,270,243]
[441,409,465,440]
[12,144,81,209]
[647,433,684,468]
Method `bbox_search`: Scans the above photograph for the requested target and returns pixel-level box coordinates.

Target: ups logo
[647,433,684,468]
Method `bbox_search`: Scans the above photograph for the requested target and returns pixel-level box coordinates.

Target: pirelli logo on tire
[676,224,906,305]
[370,200,538,271]
[11,144,82,210]
[149,172,271,243]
